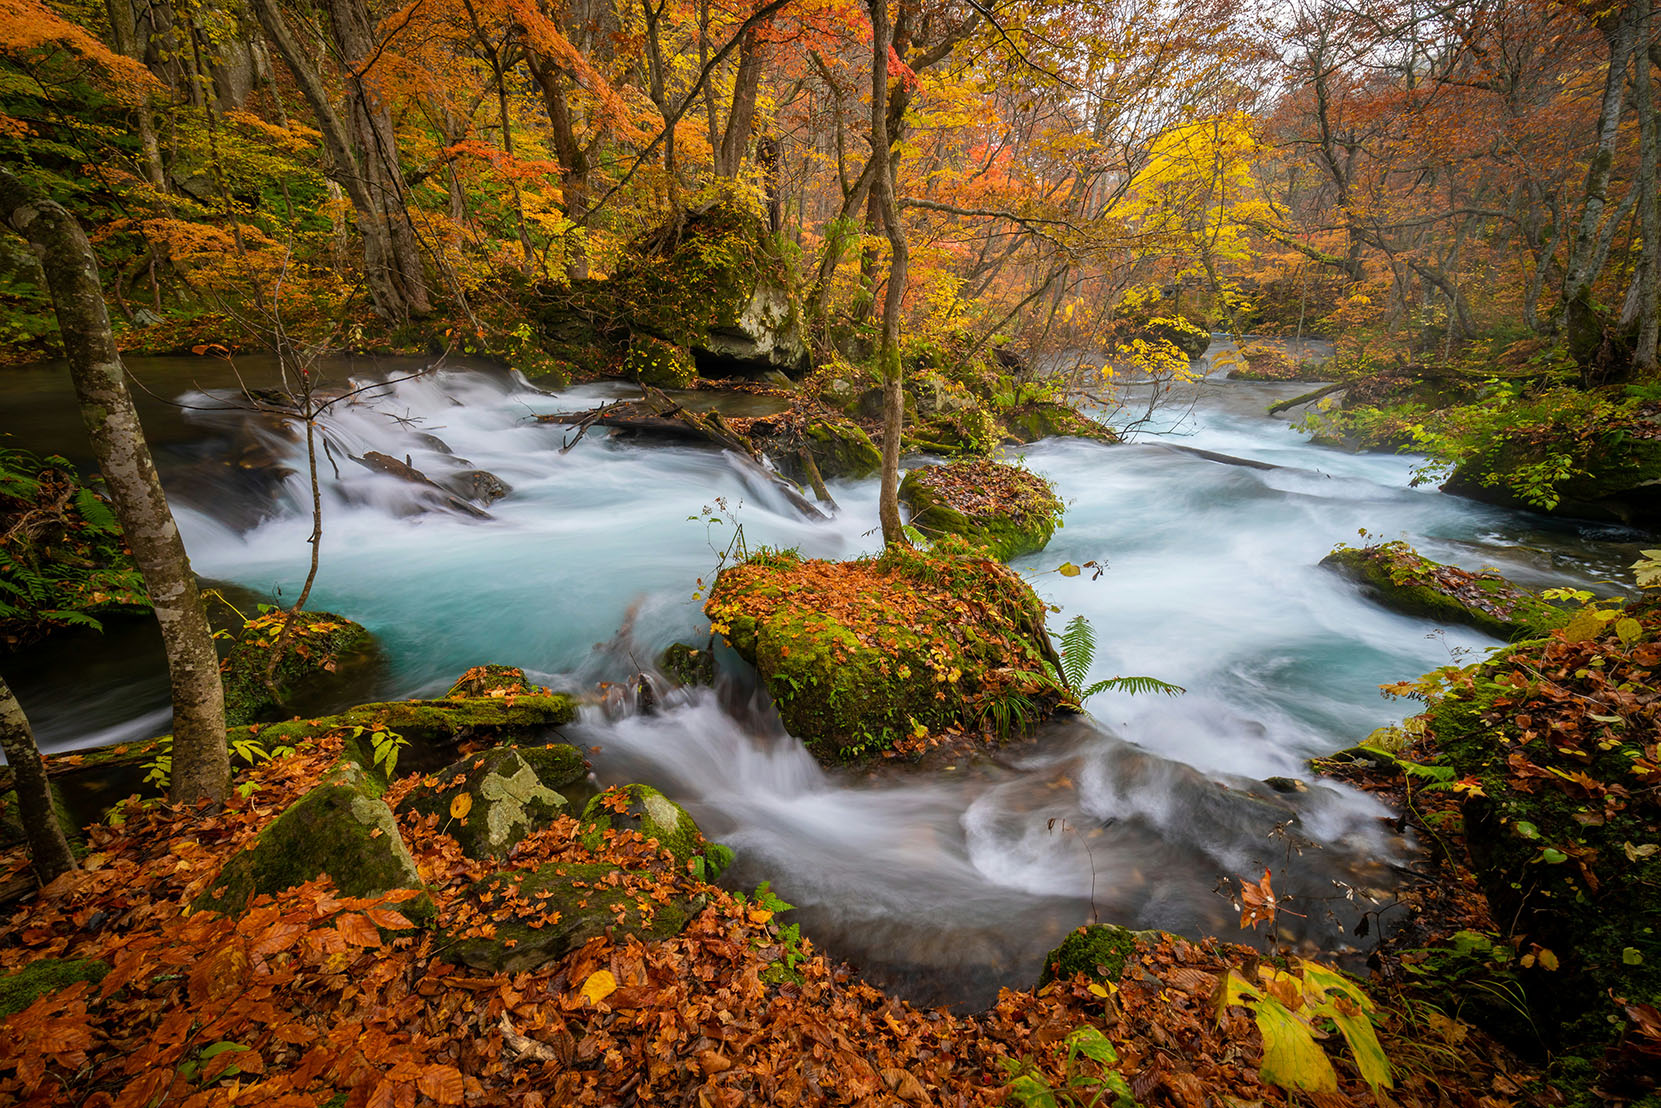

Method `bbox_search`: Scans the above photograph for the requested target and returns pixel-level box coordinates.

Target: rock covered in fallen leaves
[438,861,700,973]
[1322,542,1567,640]
[403,745,588,860]
[899,458,1064,561]
[446,663,538,698]
[219,609,378,727]
[578,784,730,877]
[704,541,1067,760]
[194,761,433,921]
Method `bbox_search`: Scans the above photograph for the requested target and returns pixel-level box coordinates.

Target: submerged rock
[403,744,588,859]
[439,862,700,973]
[658,642,715,687]
[220,610,378,728]
[900,459,1063,561]
[1321,542,1567,640]
[194,762,432,921]
[704,542,1067,761]
[578,784,730,876]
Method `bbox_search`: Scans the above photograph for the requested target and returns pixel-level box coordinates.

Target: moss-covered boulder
[909,406,1005,456]
[0,957,110,1016]
[1321,542,1567,640]
[659,642,715,687]
[704,542,1067,760]
[611,188,807,376]
[802,417,881,479]
[1416,601,1661,1074]
[1002,402,1120,445]
[900,460,1063,561]
[403,745,587,860]
[578,784,729,876]
[438,862,700,973]
[194,762,432,921]
[220,610,377,727]
[446,664,539,699]
[1226,343,1328,381]
[1441,435,1661,528]
[1038,924,1139,988]
[623,333,698,388]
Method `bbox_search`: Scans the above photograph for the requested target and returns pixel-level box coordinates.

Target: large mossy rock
[1321,542,1567,640]
[611,189,807,376]
[577,784,728,875]
[1441,435,1661,528]
[403,744,587,859]
[899,459,1063,561]
[438,862,700,973]
[623,333,698,389]
[1002,402,1120,445]
[1038,924,1139,988]
[0,957,110,1017]
[1419,602,1661,1069]
[194,762,432,921]
[704,542,1067,760]
[220,610,377,727]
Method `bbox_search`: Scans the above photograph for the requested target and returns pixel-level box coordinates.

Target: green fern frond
[1081,675,1186,698]
[74,488,119,533]
[1058,613,1096,691]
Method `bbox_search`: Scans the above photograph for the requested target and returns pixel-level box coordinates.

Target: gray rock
[403,745,588,860]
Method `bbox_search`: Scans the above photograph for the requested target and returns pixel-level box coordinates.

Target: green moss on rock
[704,541,1067,760]
[803,417,881,479]
[578,784,722,874]
[220,610,376,727]
[624,334,698,388]
[446,664,539,699]
[1001,402,1120,445]
[403,745,586,859]
[194,762,432,921]
[1322,542,1567,640]
[1038,924,1139,987]
[900,459,1063,562]
[0,957,110,1016]
[659,642,715,687]
[439,862,699,973]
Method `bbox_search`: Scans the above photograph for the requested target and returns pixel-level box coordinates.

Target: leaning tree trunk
[0,675,75,883]
[867,0,908,547]
[0,169,229,806]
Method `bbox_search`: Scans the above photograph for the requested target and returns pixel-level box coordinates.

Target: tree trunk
[1635,0,1659,374]
[0,169,229,806]
[718,23,766,176]
[0,675,76,884]
[868,0,907,548]
[525,54,591,279]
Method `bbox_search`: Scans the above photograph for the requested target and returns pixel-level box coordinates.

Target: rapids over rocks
[2,346,1646,1008]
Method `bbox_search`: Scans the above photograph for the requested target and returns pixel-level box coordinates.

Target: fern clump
[0,447,148,649]
[1054,614,1185,701]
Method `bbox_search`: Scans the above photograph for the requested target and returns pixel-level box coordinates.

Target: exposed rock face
[194,762,432,921]
[403,745,588,860]
[1321,542,1567,640]
[438,862,699,973]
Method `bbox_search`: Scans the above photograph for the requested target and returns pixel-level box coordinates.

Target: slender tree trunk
[868,0,907,547]
[1635,0,1659,374]
[718,24,766,176]
[526,55,591,279]
[0,675,75,883]
[0,170,229,805]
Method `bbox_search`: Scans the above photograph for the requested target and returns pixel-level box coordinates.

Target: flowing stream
[2,345,1646,1008]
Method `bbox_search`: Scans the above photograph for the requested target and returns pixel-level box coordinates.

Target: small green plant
[342,724,407,779]
[143,732,280,790]
[1000,1026,1138,1108]
[733,882,807,985]
[1051,615,1185,701]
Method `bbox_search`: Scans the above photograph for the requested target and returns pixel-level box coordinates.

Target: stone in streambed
[1321,542,1567,640]
[402,744,588,860]
[578,784,731,877]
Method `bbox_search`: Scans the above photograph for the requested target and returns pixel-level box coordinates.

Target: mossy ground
[899,459,1063,561]
[703,541,1066,760]
[1323,542,1567,640]
[0,956,109,1017]
[1038,924,1138,987]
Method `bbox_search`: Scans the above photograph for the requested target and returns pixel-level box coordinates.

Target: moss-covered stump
[578,784,730,877]
[194,762,433,921]
[1415,601,1661,1079]
[438,862,700,973]
[1322,542,1567,640]
[1001,402,1120,445]
[703,542,1067,761]
[659,642,715,687]
[899,460,1063,561]
[402,745,587,860]
[1038,924,1139,988]
[0,956,109,1017]
[220,610,377,727]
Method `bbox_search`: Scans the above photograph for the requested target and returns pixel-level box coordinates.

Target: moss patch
[194,762,433,921]
[899,459,1063,561]
[1322,542,1567,640]
[446,664,539,699]
[220,610,376,727]
[703,541,1067,760]
[0,956,109,1017]
[438,861,699,973]
[1038,924,1139,988]
[659,642,715,687]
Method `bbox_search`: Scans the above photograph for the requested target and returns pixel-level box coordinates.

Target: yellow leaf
[1058,562,1082,577]
[578,969,617,1004]
[450,793,473,821]
[748,909,774,925]
[1087,982,1113,998]
[1252,994,1338,1093]
[1538,948,1559,972]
